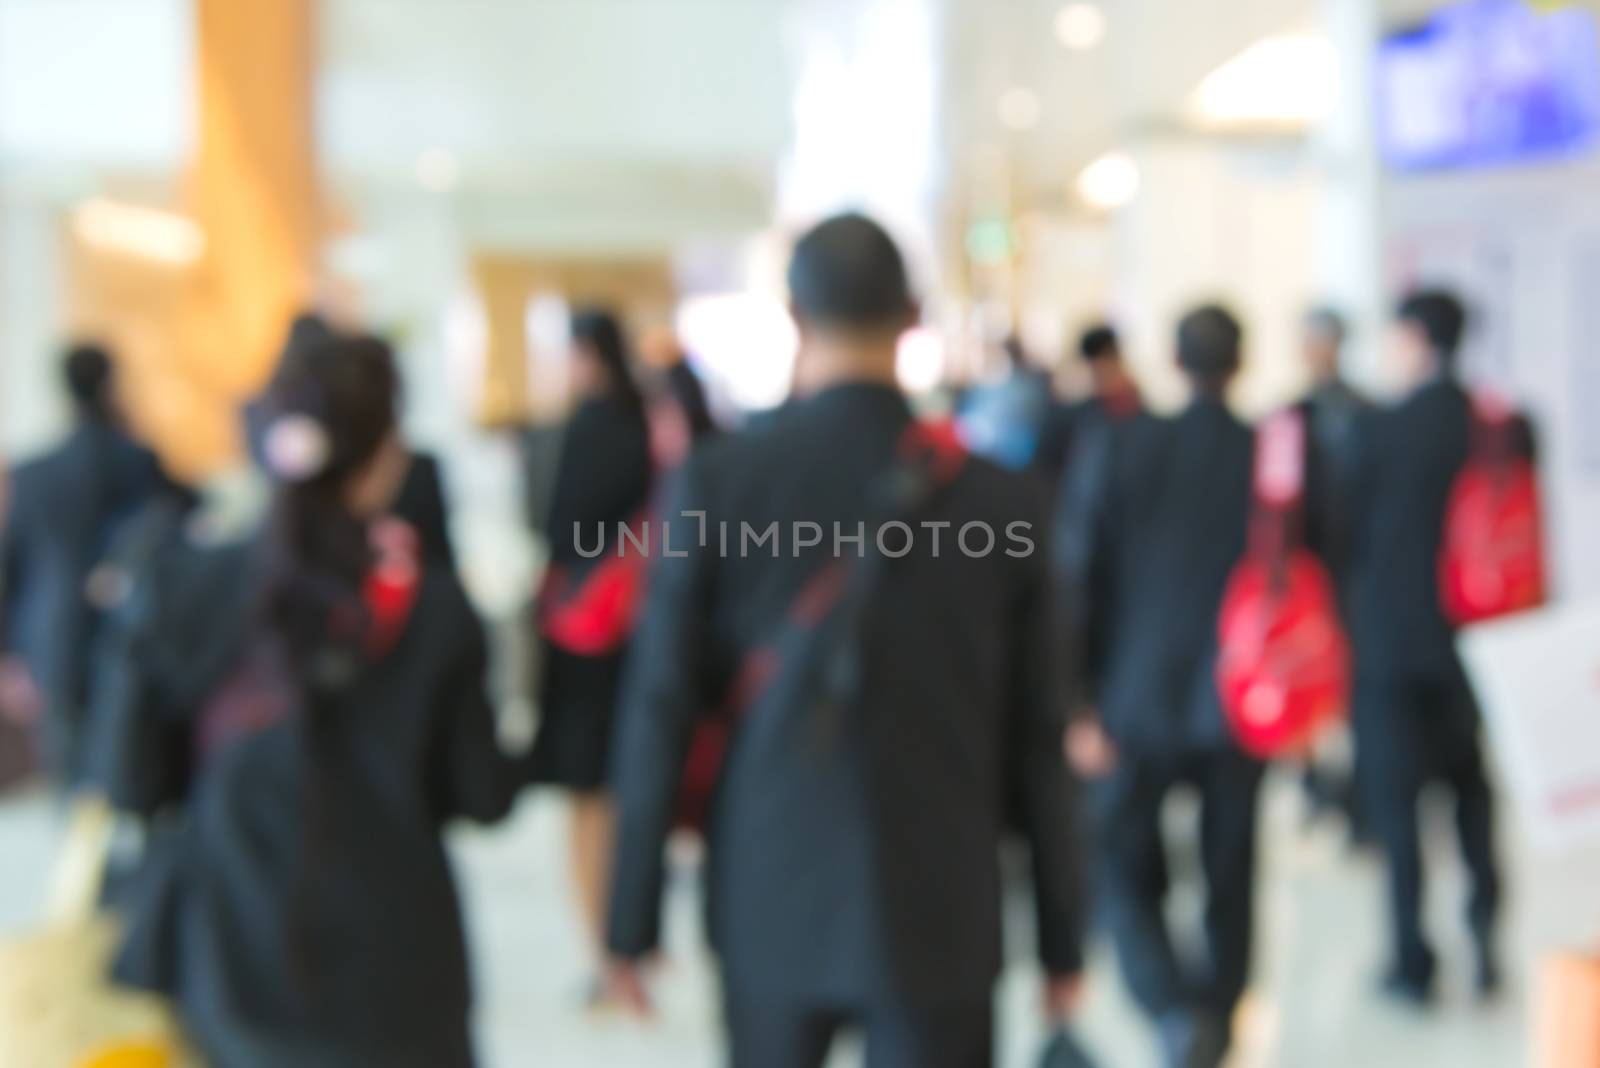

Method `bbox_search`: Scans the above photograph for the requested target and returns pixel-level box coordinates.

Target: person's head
[570,307,644,416]
[787,212,916,388]
[62,342,116,423]
[1176,304,1244,399]
[260,335,404,571]
[1302,307,1347,385]
[284,311,337,356]
[1077,323,1129,393]
[1393,288,1467,387]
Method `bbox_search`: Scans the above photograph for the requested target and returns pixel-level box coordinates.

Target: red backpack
[1216,410,1351,759]
[1439,395,1546,626]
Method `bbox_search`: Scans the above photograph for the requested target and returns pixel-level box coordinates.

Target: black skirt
[527,644,627,792]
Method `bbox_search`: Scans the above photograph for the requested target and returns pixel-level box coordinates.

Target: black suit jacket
[111,549,518,1067]
[606,382,1085,1006]
[2,422,175,776]
[1347,378,1532,685]
[1058,399,1255,753]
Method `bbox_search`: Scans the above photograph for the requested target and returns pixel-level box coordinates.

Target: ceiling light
[72,198,205,265]
[415,148,460,193]
[998,87,1042,131]
[1076,151,1140,210]
[1055,3,1107,51]
[1189,33,1339,128]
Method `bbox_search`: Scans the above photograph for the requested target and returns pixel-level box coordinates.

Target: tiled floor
[3,771,1596,1067]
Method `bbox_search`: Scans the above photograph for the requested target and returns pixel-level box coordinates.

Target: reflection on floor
[3,771,1594,1066]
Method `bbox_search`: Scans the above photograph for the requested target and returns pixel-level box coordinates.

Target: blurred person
[1058,305,1268,1068]
[647,357,721,471]
[1349,290,1509,1005]
[109,334,520,1067]
[956,333,1055,470]
[1034,323,1142,484]
[605,213,1086,1068]
[0,342,183,785]
[1294,308,1372,836]
[526,308,654,997]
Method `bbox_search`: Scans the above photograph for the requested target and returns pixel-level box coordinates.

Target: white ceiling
[1,0,1466,247]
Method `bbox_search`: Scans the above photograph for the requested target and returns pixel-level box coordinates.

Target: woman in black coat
[111,335,520,1067]
[526,308,652,990]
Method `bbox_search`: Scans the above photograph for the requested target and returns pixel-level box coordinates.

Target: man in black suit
[1349,289,1503,1004]
[1,343,179,784]
[1295,308,1372,835]
[1059,306,1262,1068]
[604,213,1086,1068]
[1034,323,1142,486]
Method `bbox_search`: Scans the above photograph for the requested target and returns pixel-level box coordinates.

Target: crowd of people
[0,211,1534,1068]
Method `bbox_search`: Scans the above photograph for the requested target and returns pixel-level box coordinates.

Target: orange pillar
[169,0,318,478]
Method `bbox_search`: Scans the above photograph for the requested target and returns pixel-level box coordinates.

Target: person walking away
[526,308,654,1000]
[1,343,183,787]
[1348,289,1513,1005]
[1294,307,1372,836]
[108,334,521,1067]
[1034,323,1142,485]
[1059,306,1274,1068]
[605,213,1087,1068]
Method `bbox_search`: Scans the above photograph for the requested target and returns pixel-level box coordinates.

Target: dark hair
[1079,324,1120,363]
[63,342,115,420]
[1304,306,1347,345]
[256,334,398,990]
[787,212,914,330]
[571,307,646,421]
[664,360,717,441]
[1396,288,1467,365]
[1176,304,1244,392]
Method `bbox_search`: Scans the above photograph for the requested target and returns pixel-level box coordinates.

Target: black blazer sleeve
[605,461,715,957]
[426,583,520,824]
[1053,417,1116,710]
[1014,494,1088,977]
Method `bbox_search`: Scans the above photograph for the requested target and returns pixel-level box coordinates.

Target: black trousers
[1356,675,1500,984]
[725,997,992,1068]
[1094,747,1264,1027]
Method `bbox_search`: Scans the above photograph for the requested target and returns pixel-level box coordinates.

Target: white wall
[1386,159,1600,601]
[1109,138,1319,415]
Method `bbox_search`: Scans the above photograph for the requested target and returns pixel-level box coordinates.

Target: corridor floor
[2,771,1593,1066]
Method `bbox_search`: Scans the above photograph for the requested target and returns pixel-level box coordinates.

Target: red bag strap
[1249,409,1308,586]
[712,418,967,724]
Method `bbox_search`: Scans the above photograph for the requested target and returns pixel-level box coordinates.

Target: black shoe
[1379,967,1436,1009]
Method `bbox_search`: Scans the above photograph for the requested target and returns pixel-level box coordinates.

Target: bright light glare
[1189,33,1339,127]
[1054,3,1107,51]
[676,294,798,412]
[415,148,460,192]
[1076,151,1140,210]
[998,87,1042,131]
[72,198,205,266]
[896,327,946,394]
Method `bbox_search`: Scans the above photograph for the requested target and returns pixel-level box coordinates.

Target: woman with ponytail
[526,307,653,998]
[113,335,520,1067]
